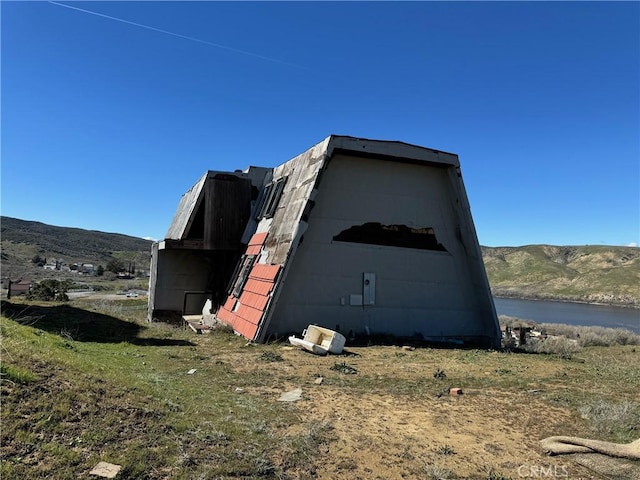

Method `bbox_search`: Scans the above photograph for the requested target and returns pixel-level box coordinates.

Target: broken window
[256,177,287,219]
[230,255,256,297]
[225,255,244,295]
[254,183,272,220]
[333,223,447,252]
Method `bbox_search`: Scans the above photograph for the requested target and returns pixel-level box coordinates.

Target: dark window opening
[186,201,205,239]
[333,223,447,252]
[255,183,273,219]
[210,251,242,307]
[256,177,287,220]
[231,255,256,297]
[265,177,286,218]
[224,253,244,296]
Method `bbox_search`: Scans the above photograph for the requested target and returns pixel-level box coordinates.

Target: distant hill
[1,217,153,280]
[2,217,638,307]
[482,245,640,307]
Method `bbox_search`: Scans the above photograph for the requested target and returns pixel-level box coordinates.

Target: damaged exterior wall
[150,136,500,348]
[265,153,498,344]
[214,139,331,340]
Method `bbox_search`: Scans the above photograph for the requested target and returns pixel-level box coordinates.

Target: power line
[48,1,309,71]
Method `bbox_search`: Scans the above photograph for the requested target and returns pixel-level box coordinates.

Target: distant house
[9,279,33,297]
[148,136,500,348]
[81,264,94,274]
[43,259,63,271]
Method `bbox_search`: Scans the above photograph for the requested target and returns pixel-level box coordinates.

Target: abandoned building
[7,279,33,297]
[148,135,501,348]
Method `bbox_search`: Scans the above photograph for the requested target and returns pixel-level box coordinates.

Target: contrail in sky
[48,1,309,70]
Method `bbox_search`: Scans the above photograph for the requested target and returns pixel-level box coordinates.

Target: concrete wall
[268,154,498,344]
[148,247,212,318]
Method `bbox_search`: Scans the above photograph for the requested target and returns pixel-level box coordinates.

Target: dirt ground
[307,389,587,480]
[227,343,619,480]
[4,298,636,479]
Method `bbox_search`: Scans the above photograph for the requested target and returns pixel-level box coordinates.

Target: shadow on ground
[1,301,194,346]
[335,333,498,350]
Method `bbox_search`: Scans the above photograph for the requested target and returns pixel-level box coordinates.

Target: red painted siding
[245,232,268,255]
[239,291,270,311]
[214,231,281,341]
[243,278,274,296]
[250,264,280,281]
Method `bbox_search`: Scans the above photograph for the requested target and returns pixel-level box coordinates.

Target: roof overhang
[326,135,459,168]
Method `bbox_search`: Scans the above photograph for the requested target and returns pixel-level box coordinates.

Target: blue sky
[2,1,638,247]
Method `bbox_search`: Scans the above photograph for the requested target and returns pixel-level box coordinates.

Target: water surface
[493,297,640,334]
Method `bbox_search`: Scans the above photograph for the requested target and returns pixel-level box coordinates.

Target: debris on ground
[187,369,197,375]
[289,325,346,355]
[436,386,453,398]
[278,388,303,402]
[449,387,463,395]
[184,318,211,334]
[330,362,358,375]
[433,368,447,380]
[259,351,284,362]
[89,461,121,478]
[540,436,640,459]
[314,376,324,385]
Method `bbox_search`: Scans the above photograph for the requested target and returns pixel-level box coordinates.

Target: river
[493,297,640,334]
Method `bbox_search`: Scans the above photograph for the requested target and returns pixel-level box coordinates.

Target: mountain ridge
[1,216,152,280]
[1,216,638,306]
[481,244,639,307]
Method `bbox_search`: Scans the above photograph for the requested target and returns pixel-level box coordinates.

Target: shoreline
[492,295,640,334]
[491,293,639,310]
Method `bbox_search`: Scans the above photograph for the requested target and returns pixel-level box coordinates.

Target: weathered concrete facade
[148,168,269,321]
[149,136,500,347]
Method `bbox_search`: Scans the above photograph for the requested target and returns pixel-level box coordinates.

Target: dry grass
[2,298,639,479]
[538,322,640,347]
[523,335,582,359]
[579,399,640,442]
[499,315,640,355]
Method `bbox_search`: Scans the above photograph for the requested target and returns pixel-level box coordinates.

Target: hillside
[482,245,640,307]
[2,217,638,307]
[1,217,153,280]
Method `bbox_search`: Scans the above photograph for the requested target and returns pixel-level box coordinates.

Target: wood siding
[204,175,252,250]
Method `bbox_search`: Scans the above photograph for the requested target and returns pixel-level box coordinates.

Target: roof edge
[326,135,459,167]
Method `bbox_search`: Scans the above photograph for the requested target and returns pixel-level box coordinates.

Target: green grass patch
[0,363,39,384]
[2,297,639,478]
[0,299,320,479]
